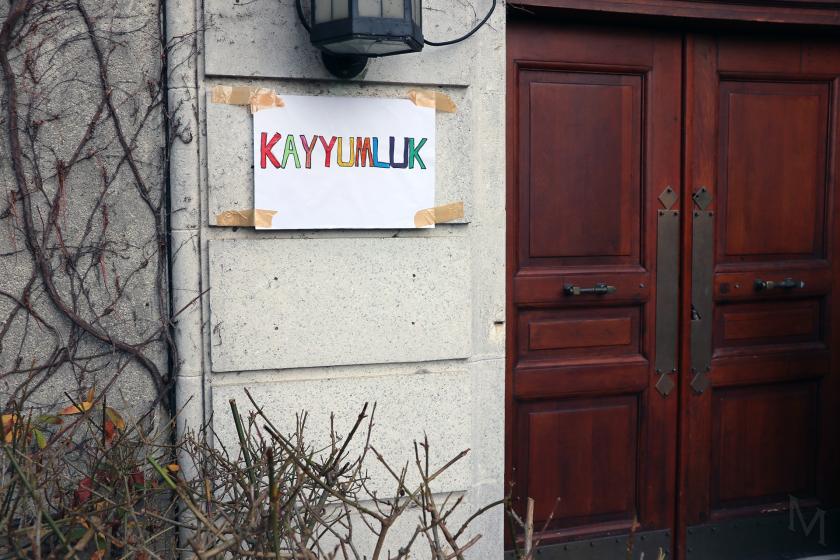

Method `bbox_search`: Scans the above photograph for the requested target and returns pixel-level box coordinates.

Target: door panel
[718,81,829,262]
[524,72,642,264]
[517,306,642,361]
[517,396,639,527]
[710,382,818,509]
[507,21,681,548]
[681,34,840,552]
[714,298,824,350]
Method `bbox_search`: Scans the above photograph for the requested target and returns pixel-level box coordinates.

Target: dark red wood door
[508,23,840,558]
[506,22,682,550]
[680,34,840,554]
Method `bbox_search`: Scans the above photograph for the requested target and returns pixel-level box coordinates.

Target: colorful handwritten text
[260,133,428,170]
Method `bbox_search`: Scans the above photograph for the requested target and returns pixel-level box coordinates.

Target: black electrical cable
[294,0,496,48]
[423,0,496,46]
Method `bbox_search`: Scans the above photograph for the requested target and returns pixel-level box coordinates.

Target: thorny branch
[0,371,504,558]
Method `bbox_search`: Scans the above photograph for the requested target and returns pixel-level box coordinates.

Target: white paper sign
[253,95,436,229]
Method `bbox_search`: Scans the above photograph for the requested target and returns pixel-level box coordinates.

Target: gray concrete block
[208,236,471,371]
[205,99,251,219]
[212,369,472,494]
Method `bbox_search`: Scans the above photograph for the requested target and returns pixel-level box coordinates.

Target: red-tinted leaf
[59,401,93,415]
[131,470,145,486]
[104,419,115,442]
[104,407,126,430]
[74,477,93,506]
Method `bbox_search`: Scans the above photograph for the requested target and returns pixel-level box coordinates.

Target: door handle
[563,283,616,296]
[754,278,805,291]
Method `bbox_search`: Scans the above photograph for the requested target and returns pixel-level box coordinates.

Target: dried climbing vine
[0,0,193,411]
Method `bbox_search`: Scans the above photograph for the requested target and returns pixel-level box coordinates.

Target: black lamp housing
[309,0,423,76]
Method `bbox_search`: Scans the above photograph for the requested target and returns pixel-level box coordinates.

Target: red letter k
[260,132,282,169]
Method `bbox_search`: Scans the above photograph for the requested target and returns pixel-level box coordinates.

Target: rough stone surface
[211,358,505,557]
[208,236,471,371]
[0,0,167,419]
[198,0,506,555]
[213,369,472,493]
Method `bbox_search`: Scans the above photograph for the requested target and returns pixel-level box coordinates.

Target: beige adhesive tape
[414,202,464,227]
[211,85,285,113]
[215,209,278,228]
[408,89,457,113]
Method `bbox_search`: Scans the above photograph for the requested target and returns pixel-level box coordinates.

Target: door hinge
[654,186,679,398]
[690,187,714,395]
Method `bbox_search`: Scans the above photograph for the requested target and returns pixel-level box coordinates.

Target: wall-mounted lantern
[296,0,496,78]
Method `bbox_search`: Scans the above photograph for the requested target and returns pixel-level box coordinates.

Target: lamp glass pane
[331,0,349,19]
[381,0,403,18]
[358,0,380,17]
[314,0,332,23]
[412,0,420,25]
[326,38,411,55]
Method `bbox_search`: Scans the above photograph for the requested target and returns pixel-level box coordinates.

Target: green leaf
[37,414,63,425]
[33,429,46,449]
[66,526,88,542]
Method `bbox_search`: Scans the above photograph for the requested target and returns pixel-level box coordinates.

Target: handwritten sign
[253,95,436,229]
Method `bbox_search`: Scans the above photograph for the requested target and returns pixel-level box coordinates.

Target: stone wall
[170,0,506,555]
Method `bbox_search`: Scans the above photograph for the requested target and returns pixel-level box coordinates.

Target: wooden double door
[507,21,840,559]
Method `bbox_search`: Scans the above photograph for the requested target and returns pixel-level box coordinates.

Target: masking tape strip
[211,85,285,113]
[408,89,457,113]
[414,201,464,227]
[215,209,278,228]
